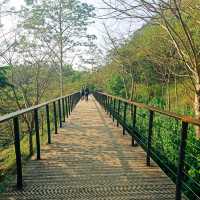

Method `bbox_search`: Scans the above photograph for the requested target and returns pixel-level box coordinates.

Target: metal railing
[94,91,200,200]
[0,92,80,190]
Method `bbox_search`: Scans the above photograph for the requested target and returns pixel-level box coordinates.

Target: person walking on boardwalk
[80,87,85,100]
[85,86,89,101]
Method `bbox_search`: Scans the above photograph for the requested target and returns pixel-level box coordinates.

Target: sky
[0,0,143,69]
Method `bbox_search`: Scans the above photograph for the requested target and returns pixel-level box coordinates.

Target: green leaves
[0,67,10,88]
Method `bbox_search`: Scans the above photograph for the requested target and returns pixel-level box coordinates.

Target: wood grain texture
[0,96,186,200]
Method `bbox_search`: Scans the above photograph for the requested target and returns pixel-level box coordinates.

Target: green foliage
[106,75,125,96]
[0,67,10,88]
[112,101,200,199]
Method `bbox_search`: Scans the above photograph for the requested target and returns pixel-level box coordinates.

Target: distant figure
[85,86,89,101]
[80,87,85,100]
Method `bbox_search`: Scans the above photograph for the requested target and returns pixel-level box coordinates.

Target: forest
[0,0,200,199]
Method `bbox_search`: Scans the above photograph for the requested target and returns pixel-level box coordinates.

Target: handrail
[98,92,200,126]
[0,91,81,190]
[0,92,78,123]
[94,91,200,200]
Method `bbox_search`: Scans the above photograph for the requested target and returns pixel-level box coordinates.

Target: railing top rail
[97,92,200,126]
[0,92,79,123]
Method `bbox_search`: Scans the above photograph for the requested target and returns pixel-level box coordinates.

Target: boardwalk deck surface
[1,96,180,200]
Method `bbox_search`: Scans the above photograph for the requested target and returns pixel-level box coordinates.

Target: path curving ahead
[1,96,179,200]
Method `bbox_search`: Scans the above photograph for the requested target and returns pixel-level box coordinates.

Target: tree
[102,0,200,137]
[21,0,95,96]
[0,67,9,88]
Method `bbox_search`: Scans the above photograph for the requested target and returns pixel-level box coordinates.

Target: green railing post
[106,96,108,112]
[131,104,137,146]
[175,121,188,200]
[109,97,112,117]
[53,101,58,134]
[62,98,65,122]
[113,99,116,122]
[13,116,23,189]
[123,102,127,135]
[65,97,68,118]
[147,110,154,166]
[107,97,110,114]
[68,96,71,115]
[34,108,40,160]
[46,104,51,144]
[58,99,62,128]
[117,100,121,127]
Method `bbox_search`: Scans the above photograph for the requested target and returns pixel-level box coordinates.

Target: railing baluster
[68,96,71,115]
[70,96,73,112]
[71,96,73,111]
[58,99,62,128]
[147,110,154,166]
[109,98,112,117]
[34,108,40,160]
[13,116,23,189]
[53,101,58,134]
[131,104,137,146]
[123,102,127,135]
[117,100,121,127]
[113,99,116,122]
[104,96,107,111]
[46,104,51,144]
[175,121,188,200]
[107,97,110,114]
[105,96,108,113]
[65,97,68,118]
[62,98,65,122]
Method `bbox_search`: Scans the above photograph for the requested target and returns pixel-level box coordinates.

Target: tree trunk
[194,84,200,138]
[60,46,64,97]
[59,0,64,97]
[167,76,171,111]
[130,74,135,101]
[121,73,129,99]
[174,75,178,109]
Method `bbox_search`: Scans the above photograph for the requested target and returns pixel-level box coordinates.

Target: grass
[0,117,50,192]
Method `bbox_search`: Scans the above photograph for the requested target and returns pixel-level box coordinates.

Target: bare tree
[101,0,200,137]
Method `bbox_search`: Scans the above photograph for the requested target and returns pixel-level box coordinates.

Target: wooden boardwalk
[1,96,178,199]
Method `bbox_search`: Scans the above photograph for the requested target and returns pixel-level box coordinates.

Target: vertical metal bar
[72,95,74,110]
[65,97,68,118]
[53,101,57,134]
[70,96,73,112]
[131,105,137,146]
[46,104,51,144]
[68,96,71,115]
[100,95,102,106]
[69,96,72,114]
[62,98,65,122]
[71,96,73,111]
[104,96,106,111]
[70,96,72,114]
[109,98,112,117]
[113,99,116,122]
[175,121,188,200]
[13,116,23,189]
[147,110,154,166]
[117,100,121,127]
[34,108,40,160]
[58,99,62,128]
[67,96,70,116]
[107,97,110,114]
[105,96,108,112]
[123,102,127,135]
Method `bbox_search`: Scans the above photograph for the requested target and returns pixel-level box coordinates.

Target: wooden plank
[1,96,186,200]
